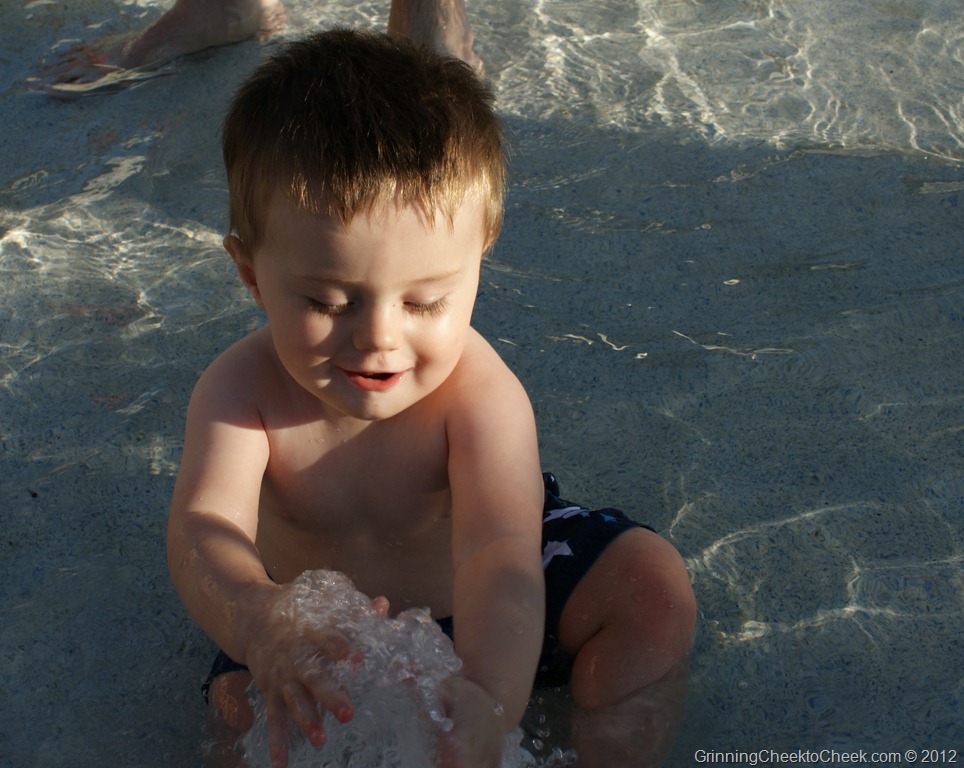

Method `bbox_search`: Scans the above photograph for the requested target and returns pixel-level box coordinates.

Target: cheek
[275,311,339,356]
[415,316,470,362]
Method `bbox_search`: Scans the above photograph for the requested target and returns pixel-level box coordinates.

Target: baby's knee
[565,528,695,706]
[601,528,696,668]
[614,529,696,660]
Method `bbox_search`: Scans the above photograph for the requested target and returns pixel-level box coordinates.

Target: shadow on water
[492,117,963,755]
[1,3,963,765]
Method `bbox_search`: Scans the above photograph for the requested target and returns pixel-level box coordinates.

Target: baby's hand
[437,676,505,768]
[243,589,391,768]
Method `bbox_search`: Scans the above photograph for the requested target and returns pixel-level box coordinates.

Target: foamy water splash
[239,571,574,768]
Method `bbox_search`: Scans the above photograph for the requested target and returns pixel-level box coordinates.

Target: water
[237,571,563,768]
[485,0,964,160]
[1,0,961,766]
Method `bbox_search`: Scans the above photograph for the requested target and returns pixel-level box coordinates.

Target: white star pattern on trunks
[543,505,589,523]
[542,540,574,568]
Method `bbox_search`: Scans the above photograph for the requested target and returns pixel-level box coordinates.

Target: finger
[265,694,291,768]
[282,681,327,747]
[438,729,468,768]
[301,671,355,724]
[371,595,391,617]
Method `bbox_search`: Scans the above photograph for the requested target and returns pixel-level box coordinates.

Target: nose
[352,302,401,352]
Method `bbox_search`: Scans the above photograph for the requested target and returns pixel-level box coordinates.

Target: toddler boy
[168,28,696,768]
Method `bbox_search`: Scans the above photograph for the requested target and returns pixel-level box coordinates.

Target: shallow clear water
[1,0,961,765]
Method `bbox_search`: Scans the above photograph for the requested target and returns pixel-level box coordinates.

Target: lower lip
[343,370,406,392]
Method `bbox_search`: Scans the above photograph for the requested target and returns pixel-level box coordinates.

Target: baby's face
[236,192,487,421]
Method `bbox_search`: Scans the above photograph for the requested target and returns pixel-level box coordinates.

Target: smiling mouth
[343,369,405,391]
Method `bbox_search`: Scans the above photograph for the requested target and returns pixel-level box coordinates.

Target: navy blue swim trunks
[202,472,650,698]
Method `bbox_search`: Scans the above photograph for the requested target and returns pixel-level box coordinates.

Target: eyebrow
[294,268,463,287]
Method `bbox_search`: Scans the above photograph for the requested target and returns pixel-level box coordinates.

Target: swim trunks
[202,472,650,698]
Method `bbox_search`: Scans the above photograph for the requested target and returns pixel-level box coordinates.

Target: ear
[224,235,265,309]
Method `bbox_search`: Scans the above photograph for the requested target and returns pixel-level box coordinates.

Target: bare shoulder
[197,326,276,385]
[445,328,533,424]
[171,329,278,538]
[188,326,280,419]
[442,328,539,470]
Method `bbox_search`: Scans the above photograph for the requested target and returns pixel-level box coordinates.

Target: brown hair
[222,28,505,252]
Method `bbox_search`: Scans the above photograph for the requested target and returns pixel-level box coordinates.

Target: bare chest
[254,412,453,596]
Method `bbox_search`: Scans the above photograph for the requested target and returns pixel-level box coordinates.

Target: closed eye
[306,298,351,316]
[306,297,448,317]
[405,298,449,317]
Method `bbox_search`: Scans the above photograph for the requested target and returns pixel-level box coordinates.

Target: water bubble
[239,570,546,767]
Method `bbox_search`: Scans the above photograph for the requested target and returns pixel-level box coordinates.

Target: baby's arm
[442,335,547,762]
[166,344,352,767]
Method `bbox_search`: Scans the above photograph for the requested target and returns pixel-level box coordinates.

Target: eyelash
[306,298,449,318]
[307,299,350,316]
[408,298,449,317]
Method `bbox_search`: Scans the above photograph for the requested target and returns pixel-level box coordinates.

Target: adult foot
[38,0,285,97]
[387,0,483,73]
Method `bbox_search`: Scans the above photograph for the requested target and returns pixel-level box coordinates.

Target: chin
[333,395,413,423]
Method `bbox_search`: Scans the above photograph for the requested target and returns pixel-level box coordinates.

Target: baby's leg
[558,527,696,766]
[387,0,483,72]
[205,669,255,768]
[39,0,285,95]
[569,659,689,768]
